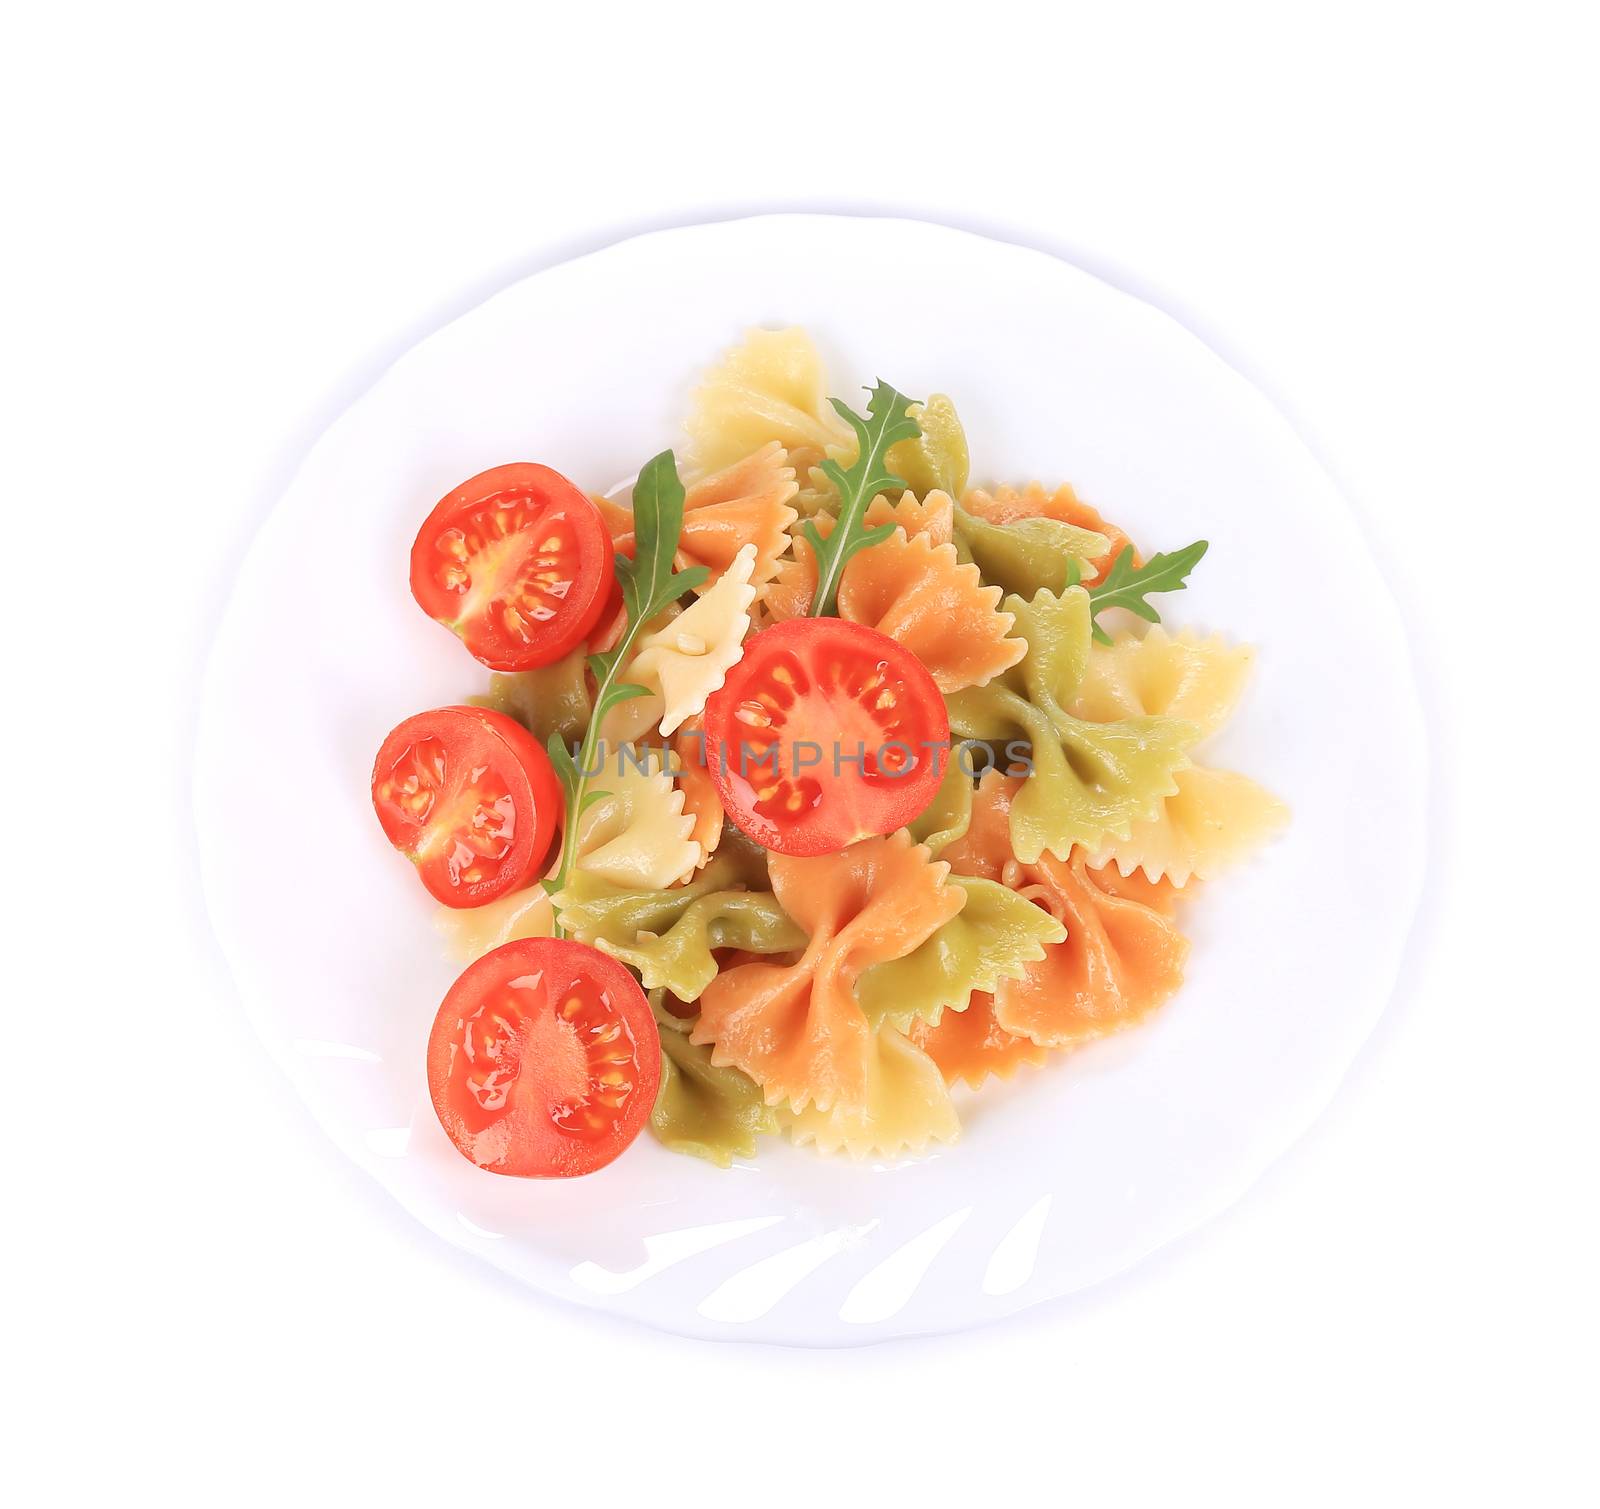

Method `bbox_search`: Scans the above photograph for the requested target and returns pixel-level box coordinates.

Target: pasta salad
[369,329,1288,1177]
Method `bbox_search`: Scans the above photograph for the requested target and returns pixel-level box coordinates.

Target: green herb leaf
[546,449,704,934]
[546,732,582,819]
[617,451,710,629]
[1085,541,1209,645]
[803,381,922,616]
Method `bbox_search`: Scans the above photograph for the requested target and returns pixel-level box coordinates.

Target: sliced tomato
[371,706,560,908]
[702,618,949,856]
[427,938,660,1178]
[411,463,615,671]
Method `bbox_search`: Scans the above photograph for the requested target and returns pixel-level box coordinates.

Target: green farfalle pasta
[554,849,802,1001]
[946,586,1196,864]
[952,505,1109,599]
[886,393,970,499]
[908,755,975,857]
[650,998,778,1166]
[470,647,592,745]
[602,890,804,1001]
[855,876,1067,1031]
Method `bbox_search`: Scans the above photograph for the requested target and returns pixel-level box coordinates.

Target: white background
[5,2,1596,1503]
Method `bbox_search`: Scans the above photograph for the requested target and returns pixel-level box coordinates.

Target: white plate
[195,214,1427,1345]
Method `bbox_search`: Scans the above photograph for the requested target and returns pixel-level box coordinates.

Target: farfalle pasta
[909,990,1051,1090]
[1070,627,1290,883]
[397,326,1286,1181]
[603,542,758,741]
[854,875,1066,1032]
[685,328,852,480]
[947,587,1196,863]
[780,1027,959,1159]
[942,773,1190,1049]
[963,481,1134,585]
[571,744,701,890]
[650,998,779,1167]
[692,832,965,1113]
[766,504,1023,692]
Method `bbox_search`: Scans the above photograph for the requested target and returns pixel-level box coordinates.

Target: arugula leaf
[545,731,582,819]
[802,381,922,616]
[1084,540,1209,645]
[545,449,705,933]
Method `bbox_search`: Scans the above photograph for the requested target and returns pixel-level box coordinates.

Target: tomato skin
[410,462,615,671]
[426,939,660,1178]
[702,618,950,857]
[371,705,560,909]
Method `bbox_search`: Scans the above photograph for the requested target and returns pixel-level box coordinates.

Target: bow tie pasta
[603,542,758,742]
[948,587,1196,863]
[692,832,966,1114]
[780,1027,960,1160]
[686,327,853,481]
[962,481,1135,587]
[571,744,702,890]
[597,441,798,601]
[765,499,1024,692]
[1070,626,1289,884]
[908,990,1051,1091]
[650,998,780,1168]
[939,772,1190,1051]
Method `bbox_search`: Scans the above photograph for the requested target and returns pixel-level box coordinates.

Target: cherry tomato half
[702,618,949,856]
[371,705,560,908]
[410,463,615,671]
[426,938,660,1178]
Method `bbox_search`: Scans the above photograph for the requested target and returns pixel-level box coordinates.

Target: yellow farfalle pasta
[1071,626,1254,737]
[692,832,965,1113]
[685,329,852,479]
[1071,627,1288,883]
[434,884,553,964]
[780,1027,959,1159]
[1088,766,1289,885]
[573,744,700,890]
[604,543,757,741]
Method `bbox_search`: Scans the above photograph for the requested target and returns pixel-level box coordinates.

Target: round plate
[195,214,1427,1344]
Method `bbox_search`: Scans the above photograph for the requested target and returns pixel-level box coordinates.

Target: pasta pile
[437,329,1287,1164]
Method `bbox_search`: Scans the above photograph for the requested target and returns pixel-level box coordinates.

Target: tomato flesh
[427,939,660,1177]
[371,706,560,908]
[411,463,615,671]
[702,618,949,855]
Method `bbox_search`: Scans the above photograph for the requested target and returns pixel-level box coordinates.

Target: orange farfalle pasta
[943,772,1189,1049]
[763,490,955,619]
[598,441,798,597]
[963,482,1137,584]
[869,489,956,546]
[673,722,724,867]
[909,990,1050,1090]
[764,493,1021,693]
[691,832,965,1113]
